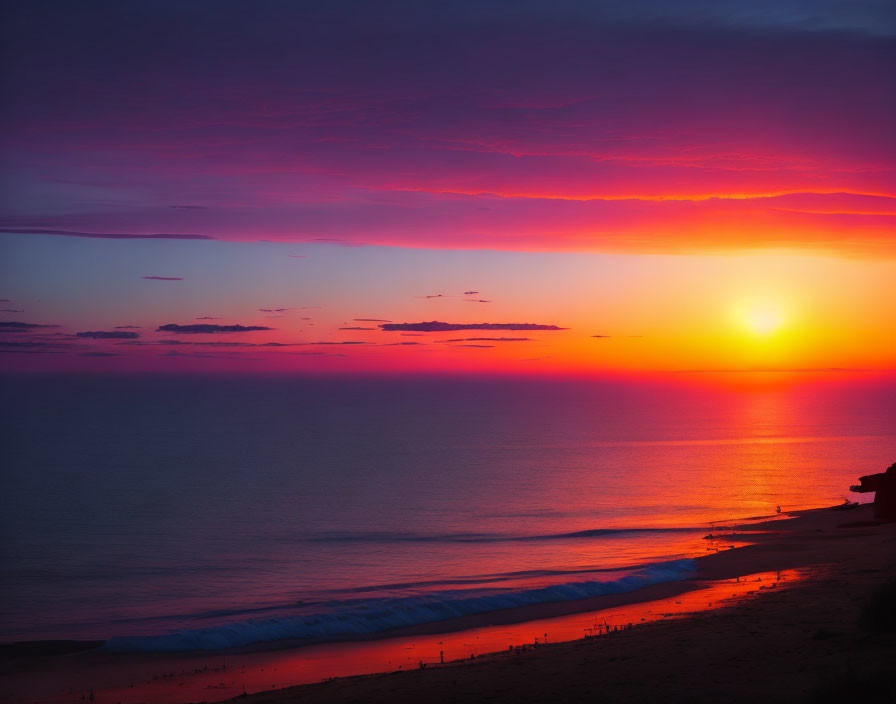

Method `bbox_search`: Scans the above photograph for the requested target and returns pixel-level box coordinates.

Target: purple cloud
[142,276,183,281]
[0,347,67,355]
[306,341,366,345]
[76,330,139,339]
[156,340,290,347]
[0,229,213,240]
[380,321,565,332]
[444,337,532,342]
[0,321,60,330]
[163,350,229,359]
[3,2,893,257]
[0,340,73,351]
[157,323,273,333]
[292,351,348,357]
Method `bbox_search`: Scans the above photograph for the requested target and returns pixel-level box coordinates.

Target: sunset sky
[1,0,894,374]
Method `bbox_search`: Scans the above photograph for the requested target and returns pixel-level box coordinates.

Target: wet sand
[2,505,894,703]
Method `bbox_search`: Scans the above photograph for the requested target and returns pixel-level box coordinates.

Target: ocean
[1,374,893,650]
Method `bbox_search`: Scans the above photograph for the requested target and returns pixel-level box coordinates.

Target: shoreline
[237,503,896,704]
[3,503,893,703]
[0,510,799,659]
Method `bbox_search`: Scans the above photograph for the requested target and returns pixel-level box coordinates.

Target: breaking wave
[103,558,696,652]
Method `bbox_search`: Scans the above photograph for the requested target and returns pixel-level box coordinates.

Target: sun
[734,301,786,337]
[745,305,783,335]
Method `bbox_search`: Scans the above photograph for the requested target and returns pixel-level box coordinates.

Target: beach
[3,503,893,703]
[239,504,896,704]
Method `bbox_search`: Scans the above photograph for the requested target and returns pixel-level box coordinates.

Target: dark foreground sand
[238,505,896,704]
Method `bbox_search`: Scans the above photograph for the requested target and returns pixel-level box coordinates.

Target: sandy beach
[2,503,894,704]
[237,504,896,704]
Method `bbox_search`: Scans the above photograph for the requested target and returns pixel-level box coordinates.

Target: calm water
[1,374,893,649]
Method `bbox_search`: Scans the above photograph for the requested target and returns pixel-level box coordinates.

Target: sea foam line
[103,558,696,652]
